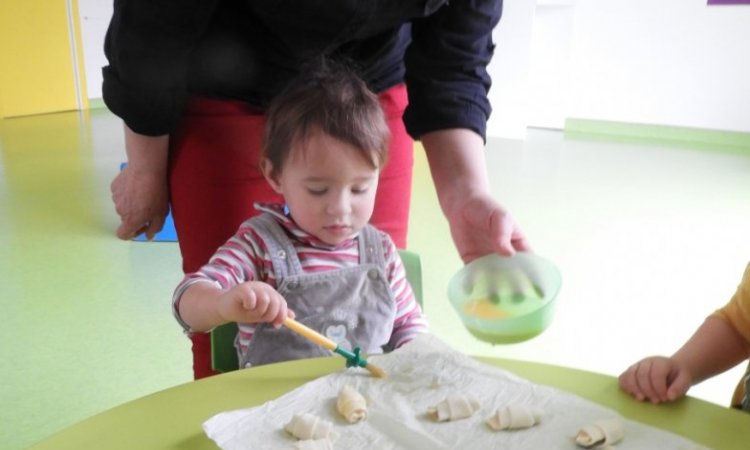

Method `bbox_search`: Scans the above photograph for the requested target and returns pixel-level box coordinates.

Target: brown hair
[261,58,390,179]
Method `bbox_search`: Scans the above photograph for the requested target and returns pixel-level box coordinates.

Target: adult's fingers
[510,228,533,253]
[143,214,167,241]
[490,210,532,256]
[116,218,147,240]
[488,209,515,257]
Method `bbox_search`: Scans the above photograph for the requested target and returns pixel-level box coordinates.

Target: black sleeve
[102,0,220,136]
[403,0,502,142]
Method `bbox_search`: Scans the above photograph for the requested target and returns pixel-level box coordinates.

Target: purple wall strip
[708,0,750,4]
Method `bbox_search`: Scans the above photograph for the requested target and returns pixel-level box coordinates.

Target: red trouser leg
[370,84,413,249]
[169,85,413,379]
[169,98,280,380]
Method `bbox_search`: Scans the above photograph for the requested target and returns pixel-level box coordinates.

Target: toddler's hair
[262,57,390,178]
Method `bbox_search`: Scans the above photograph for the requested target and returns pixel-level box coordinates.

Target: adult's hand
[111,124,170,240]
[446,191,530,264]
[421,129,531,264]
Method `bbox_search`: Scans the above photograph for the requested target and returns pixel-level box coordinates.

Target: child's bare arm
[672,316,749,385]
[177,281,292,331]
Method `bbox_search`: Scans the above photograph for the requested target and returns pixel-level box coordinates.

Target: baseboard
[564,118,750,153]
[87,98,107,110]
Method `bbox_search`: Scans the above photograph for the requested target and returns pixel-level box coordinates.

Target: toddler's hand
[618,356,692,404]
[218,281,294,327]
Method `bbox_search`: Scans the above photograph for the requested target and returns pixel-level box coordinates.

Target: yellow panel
[0,0,79,118]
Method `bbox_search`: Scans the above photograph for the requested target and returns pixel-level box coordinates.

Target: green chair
[210,249,423,373]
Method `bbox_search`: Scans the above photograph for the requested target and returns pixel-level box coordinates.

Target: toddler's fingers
[241,290,257,310]
[666,370,692,401]
[634,359,661,403]
[262,298,281,324]
[649,361,673,402]
[272,301,289,328]
[619,365,645,401]
[252,292,270,317]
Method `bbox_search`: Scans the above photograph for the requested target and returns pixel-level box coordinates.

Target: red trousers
[168,85,414,379]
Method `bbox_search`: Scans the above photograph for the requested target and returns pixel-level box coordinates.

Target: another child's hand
[618,356,692,404]
[218,281,294,327]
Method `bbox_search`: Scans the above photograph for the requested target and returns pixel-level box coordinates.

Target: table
[29,356,747,450]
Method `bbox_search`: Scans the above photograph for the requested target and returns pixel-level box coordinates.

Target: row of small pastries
[427,393,623,448]
[285,388,623,449]
[427,393,542,431]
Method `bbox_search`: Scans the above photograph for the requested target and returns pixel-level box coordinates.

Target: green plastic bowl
[447,252,561,344]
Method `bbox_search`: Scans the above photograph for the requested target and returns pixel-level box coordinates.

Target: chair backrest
[210,249,423,373]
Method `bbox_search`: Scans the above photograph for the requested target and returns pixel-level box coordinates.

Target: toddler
[172,59,428,368]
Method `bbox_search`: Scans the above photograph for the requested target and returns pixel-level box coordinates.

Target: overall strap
[358,224,386,269]
[248,213,304,279]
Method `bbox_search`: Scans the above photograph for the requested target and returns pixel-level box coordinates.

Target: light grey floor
[2,109,748,449]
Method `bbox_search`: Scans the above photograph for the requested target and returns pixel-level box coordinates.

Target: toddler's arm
[619,316,749,403]
[177,280,293,332]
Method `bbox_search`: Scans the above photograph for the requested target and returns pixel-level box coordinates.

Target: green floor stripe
[87,98,107,110]
[565,118,750,154]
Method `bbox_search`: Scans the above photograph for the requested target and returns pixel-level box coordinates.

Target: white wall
[526,2,577,130]
[486,0,537,139]
[532,0,750,134]
[77,1,750,135]
[496,0,750,134]
[77,0,111,103]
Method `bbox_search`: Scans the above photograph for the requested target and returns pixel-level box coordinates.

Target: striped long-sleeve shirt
[173,203,428,354]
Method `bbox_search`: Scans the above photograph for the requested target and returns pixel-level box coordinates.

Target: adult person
[103,1,531,379]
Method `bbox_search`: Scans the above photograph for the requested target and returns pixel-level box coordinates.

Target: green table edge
[29,356,746,450]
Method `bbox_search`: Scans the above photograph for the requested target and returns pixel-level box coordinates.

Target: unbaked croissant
[486,405,542,430]
[336,384,367,423]
[284,413,339,441]
[293,438,334,450]
[427,393,480,422]
[575,418,624,448]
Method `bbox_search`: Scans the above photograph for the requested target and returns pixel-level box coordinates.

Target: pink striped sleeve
[171,219,272,332]
[380,234,429,349]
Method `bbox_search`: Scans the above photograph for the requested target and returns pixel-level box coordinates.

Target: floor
[2,109,749,449]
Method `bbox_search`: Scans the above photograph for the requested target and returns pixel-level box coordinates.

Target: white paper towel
[203,334,708,450]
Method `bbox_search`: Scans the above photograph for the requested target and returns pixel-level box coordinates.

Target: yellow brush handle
[283,317,338,351]
[283,317,387,378]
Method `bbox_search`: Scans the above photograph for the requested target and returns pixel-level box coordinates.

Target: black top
[102,0,502,141]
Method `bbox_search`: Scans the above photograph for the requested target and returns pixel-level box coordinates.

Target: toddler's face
[271,129,379,246]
